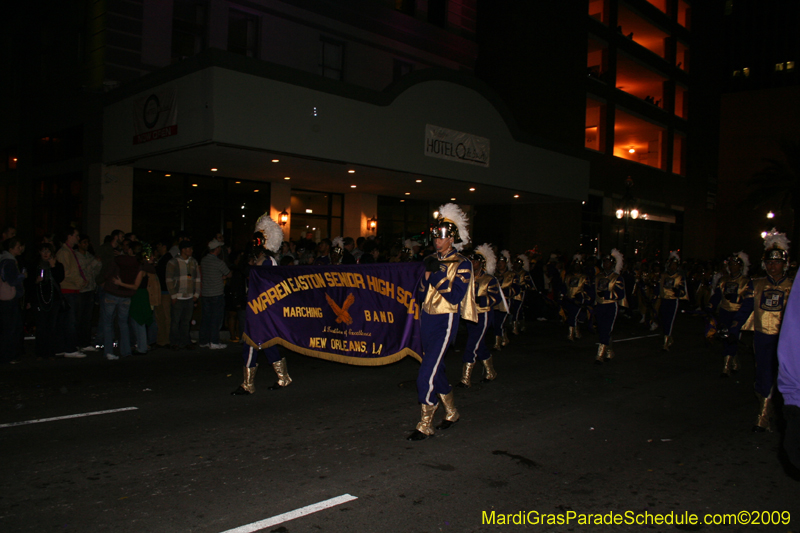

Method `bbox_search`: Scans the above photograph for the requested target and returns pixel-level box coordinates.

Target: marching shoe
[434,392,459,430]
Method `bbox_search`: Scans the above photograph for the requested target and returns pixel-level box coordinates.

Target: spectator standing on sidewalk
[0,238,27,363]
[166,241,201,350]
[154,239,173,348]
[55,227,87,358]
[199,239,230,349]
[76,234,101,352]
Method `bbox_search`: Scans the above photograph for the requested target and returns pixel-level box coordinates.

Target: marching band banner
[243,262,426,365]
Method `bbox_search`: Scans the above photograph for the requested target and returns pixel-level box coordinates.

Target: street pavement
[1,311,799,532]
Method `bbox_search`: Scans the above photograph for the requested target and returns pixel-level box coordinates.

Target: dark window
[290,190,343,242]
[172,0,207,62]
[428,0,448,27]
[228,9,258,58]
[395,0,415,16]
[319,37,344,81]
[32,126,84,166]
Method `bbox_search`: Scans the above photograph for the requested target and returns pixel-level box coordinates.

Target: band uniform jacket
[594,270,627,307]
[420,249,478,322]
[736,275,793,335]
[475,272,500,313]
[658,272,689,301]
[709,273,750,313]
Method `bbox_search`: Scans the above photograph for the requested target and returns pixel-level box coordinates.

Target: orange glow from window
[613,108,666,170]
[645,0,666,13]
[673,133,686,176]
[676,41,689,72]
[585,98,605,152]
[674,84,688,119]
[616,52,667,106]
[589,0,607,24]
[618,5,669,59]
[677,0,691,29]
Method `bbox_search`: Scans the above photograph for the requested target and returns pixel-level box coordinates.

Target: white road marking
[220,494,358,533]
[0,407,139,428]
[611,334,661,343]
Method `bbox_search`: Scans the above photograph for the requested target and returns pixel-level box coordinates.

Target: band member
[510,254,534,335]
[732,230,793,432]
[593,249,626,363]
[408,204,477,441]
[493,250,513,350]
[707,252,750,376]
[458,243,502,388]
[656,251,689,351]
[560,254,591,341]
[330,236,344,265]
[232,213,293,395]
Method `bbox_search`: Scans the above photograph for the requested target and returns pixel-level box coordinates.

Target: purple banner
[243,262,426,365]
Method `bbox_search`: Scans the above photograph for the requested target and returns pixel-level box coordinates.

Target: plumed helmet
[601,249,623,274]
[763,228,790,263]
[253,213,283,254]
[514,254,530,272]
[470,243,497,275]
[431,203,470,251]
[726,251,750,276]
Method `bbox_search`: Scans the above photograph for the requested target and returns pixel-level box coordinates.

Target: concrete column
[343,192,378,239]
[270,181,292,241]
[86,164,133,245]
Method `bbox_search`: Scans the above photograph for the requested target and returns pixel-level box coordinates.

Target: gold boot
[512,321,520,335]
[267,357,292,390]
[595,344,607,363]
[502,330,510,346]
[481,356,497,382]
[721,355,733,377]
[456,362,475,388]
[605,344,615,360]
[753,395,772,432]
[663,335,673,351]
[492,336,503,351]
[732,355,740,373]
[567,326,575,341]
[231,365,258,395]
[435,391,459,429]
[407,403,438,440]
[574,327,582,339]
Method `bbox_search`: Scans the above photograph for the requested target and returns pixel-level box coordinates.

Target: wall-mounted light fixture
[368,216,377,232]
[279,210,289,226]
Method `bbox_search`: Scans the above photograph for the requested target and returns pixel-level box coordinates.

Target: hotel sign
[425,124,490,167]
[133,87,178,145]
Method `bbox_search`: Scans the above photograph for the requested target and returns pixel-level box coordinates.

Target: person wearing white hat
[656,251,688,351]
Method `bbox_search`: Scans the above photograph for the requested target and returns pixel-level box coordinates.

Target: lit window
[776,63,785,72]
[585,97,606,152]
[672,132,686,176]
[743,67,750,77]
[674,84,688,119]
[613,107,667,170]
[787,61,795,70]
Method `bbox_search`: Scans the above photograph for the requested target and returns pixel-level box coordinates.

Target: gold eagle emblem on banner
[325,293,355,325]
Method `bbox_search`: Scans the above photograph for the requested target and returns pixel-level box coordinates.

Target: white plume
[500,250,511,263]
[254,212,283,253]
[438,203,470,251]
[610,248,623,274]
[764,228,790,254]
[476,243,497,275]
[668,250,680,263]
[403,239,414,250]
[332,236,344,249]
